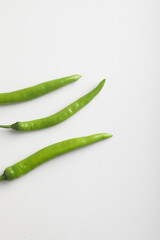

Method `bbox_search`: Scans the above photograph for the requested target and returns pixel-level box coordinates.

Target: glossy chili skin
[0,79,106,131]
[0,133,112,181]
[0,74,81,105]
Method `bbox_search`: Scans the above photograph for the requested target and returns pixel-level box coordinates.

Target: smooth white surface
[0,0,160,239]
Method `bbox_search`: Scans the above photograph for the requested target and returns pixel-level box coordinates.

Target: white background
[0,0,160,239]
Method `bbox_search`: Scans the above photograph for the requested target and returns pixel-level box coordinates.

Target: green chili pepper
[0,74,81,105]
[0,133,112,181]
[0,79,106,131]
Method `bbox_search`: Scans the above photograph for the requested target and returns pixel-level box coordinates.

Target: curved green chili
[0,79,106,131]
[0,74,81,105]
[0,133,112,181]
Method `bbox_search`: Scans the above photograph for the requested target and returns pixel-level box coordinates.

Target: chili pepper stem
[0,125,11,129]
[0,174,5,181]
